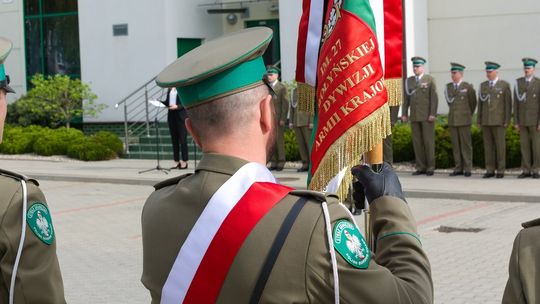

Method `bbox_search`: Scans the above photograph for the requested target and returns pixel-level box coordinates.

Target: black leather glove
[351,162,406,206]
[0,75,15,94]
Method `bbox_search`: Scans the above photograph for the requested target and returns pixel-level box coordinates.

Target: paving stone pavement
[37,178,539,304]
[41,181,153,304]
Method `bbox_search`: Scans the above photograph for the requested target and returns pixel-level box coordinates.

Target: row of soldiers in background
[391,56,540,179]
[265,66,312,172]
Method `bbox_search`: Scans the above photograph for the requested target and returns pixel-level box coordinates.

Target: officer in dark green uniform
[513,58,540,179]
[502,218,540,303]
[445,63,477,177]
[0,37,65,303]
[402,56,438,176]
[289,87,312,172]
[141,28,432,303]
[266,66,289,171]
[478,61,512,178]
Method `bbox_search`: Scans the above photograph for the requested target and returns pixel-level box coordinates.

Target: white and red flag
[296,0,393,197]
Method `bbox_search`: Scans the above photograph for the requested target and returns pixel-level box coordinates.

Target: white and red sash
[161,163,292,304]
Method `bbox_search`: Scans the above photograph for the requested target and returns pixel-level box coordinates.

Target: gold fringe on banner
[296,82,316,113]
[384,78,403,107]
[308,103,392,200]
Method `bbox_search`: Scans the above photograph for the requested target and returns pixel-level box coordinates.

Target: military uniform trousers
[411,121,435,171]
[383,105,400,164]
[293,126,311,168]
[519,125,540,174]
[482,126,506,173]
[449,126,473,173]
[270,125,286,168]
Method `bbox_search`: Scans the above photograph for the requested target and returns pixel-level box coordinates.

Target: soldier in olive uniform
[0,37,65,303]
[267,66,289,171]
[141,28,432,303]
[402,57,439,176]
[383,105,400,164]
[502,217,540,303]
[513,58,540,179]
[445,63,477,177]
[478,61,512,178]
[289,87,312,172]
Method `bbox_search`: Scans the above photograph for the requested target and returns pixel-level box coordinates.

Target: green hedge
[285,128,300,161]
[392,123,522,169]
[0,125,123,161]
[283,122,522,169]
[33,127,85,156]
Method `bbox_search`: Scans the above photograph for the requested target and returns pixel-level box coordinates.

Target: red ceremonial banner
[383,0,403,79]
[310,8,388,177]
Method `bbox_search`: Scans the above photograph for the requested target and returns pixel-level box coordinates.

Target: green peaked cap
[156,27,273,108]
[485,61,501,71]
[266,65,280,75]
[0,37,12,64]
[450,62,465,72]
[522,57,538,67]
[411,56,426,66]
[0,37,15,93]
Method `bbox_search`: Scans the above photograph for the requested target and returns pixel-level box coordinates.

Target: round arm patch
[26,202,55,245]
[333,219,371,269]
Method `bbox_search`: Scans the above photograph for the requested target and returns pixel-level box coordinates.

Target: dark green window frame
[23,0,80,85]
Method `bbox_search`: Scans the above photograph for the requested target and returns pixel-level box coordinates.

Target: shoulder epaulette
[0,168,39,186]
[522,218,540,228]
[289,189,338,203]
[154,173,192,190]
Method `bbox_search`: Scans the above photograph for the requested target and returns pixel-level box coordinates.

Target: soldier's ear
[185,118,201,148]
[259,94,273,135]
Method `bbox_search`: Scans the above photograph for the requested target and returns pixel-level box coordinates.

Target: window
[24,0,80,84]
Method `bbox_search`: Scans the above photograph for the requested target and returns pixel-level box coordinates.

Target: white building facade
[1,0,540,121]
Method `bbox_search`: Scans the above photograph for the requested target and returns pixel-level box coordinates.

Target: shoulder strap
[0,168,39,186]
[153,173,192,190]
[250,197,307,304]
[522,218,540,228]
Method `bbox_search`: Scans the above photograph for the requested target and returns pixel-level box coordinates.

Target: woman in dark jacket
[164,87,188,169]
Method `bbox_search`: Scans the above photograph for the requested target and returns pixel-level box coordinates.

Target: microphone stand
[139,103,170,174]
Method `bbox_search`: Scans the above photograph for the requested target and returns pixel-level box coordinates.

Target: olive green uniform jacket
[290,90,312,168]
[477,80,512,126]
[0,169,65,303]
[513,77,540,127]
[403,74,438,122]
[446,81,477,127]
[502,218,540,304]
[270,81,290,166]
[273,81,289,125]
[141,153,433,303]
[513,77,540,174]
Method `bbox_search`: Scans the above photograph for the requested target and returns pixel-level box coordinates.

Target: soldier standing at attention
[266,66,289,171]
[478,61,512,178]
[289,87,312,172]
[0,37,65,303]
[445,63,477,177]
[513,58,540,179]
[402,56,439,176]
[141,28,432,304]
[502,218,540,303]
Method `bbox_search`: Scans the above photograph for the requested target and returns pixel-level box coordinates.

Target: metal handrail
[115,76,157,107]
[114,76,168,154]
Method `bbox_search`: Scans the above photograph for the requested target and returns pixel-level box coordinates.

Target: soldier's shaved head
[187,84,273,143]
